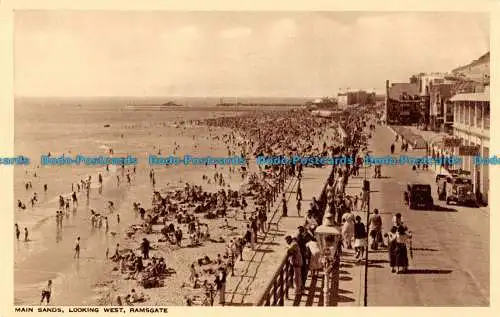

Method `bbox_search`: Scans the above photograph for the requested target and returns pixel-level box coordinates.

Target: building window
[484,102,490,129]
[476,102,482,128]
[460,102,465,124]
[464,102,469,125]
[470,102,475,128]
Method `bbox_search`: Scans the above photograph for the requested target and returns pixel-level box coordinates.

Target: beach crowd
[17,106,413,306]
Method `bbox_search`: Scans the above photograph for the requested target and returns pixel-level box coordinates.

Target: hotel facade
[450,86,490,205]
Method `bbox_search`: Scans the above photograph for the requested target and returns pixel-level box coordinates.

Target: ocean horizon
[14,96,316,108]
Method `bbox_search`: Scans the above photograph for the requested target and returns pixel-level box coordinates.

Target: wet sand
[15,121,244,305]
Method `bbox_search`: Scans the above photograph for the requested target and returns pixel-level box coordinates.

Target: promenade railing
[255,165,339,306]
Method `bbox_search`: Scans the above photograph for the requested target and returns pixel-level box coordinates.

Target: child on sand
[74,237,81,259]
[40,280,52,305]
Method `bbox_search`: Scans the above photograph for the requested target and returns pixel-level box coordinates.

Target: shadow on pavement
[404,269,452,274]
[369,250,389,254]
[267,232,285,237]
[261,241,280,246]
[432,205,457,212]
[411,247,439,252]
[254,249,275,254]
[337,294,356,303]
[338,288,353,294]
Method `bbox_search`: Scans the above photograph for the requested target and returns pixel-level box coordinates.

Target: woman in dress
[353,216,367,262]
[395,226,411,273]
[341,211,355,249]
[387,227,398,273]
[306,240,322,277]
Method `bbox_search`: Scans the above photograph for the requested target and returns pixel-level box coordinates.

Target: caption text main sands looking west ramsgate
[15,306,168,313]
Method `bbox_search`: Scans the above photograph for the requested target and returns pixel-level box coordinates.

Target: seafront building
[385,52,490,205]
[337,90,376,110]
[384,81,422,125]
[450,85,490,205]
[446,52,489,204]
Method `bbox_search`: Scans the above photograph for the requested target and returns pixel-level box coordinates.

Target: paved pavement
[341,123,489,306]
[223,165,333,306]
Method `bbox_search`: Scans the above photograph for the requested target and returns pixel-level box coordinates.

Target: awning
[450,92,489,102]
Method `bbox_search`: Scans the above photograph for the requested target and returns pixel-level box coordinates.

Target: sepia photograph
[12,10,490,308]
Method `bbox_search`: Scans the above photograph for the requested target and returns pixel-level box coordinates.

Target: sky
[14,11,489,97]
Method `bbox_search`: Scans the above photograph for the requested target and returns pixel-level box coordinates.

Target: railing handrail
[255,164,337,306]
[255,250,290,305]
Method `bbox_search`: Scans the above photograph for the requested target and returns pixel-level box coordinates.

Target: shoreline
[14,122,244,305]
[15,109,341,306]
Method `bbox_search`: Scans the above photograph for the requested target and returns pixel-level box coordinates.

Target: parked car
[404,183,433,210]
[444,176,479,207]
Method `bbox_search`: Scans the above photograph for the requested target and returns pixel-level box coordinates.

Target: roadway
[344,123,490,306]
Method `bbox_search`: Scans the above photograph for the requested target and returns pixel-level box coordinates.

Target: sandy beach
[14,99,339,306]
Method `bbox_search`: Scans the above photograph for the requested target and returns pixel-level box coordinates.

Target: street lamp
[315,197,341,306]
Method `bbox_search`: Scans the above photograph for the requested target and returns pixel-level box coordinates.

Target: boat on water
[125,101,184,110]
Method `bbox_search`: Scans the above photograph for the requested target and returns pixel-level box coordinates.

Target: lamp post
[363,180,370,307]
[314,194,341,306]
[361,151,371,307]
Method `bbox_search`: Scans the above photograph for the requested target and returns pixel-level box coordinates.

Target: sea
[13,96,309,305]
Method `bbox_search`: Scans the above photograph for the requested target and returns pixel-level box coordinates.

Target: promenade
[223,165,333,306]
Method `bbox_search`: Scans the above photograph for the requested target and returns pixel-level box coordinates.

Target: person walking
[281,193,288,217]
[395,226,412,273]
[251,217,258,245]
[392,213,408,231]
[390,143,395,154]
[297,226,311,287]
[245,224,253,250]
[15,224,20,241]
[285,235,303,295]
[387,227,398,273]
[360,190,368,212]
[341,211,355,249]
[353,216,367,262]
[368,208,384,250]
[216,267,227,306]
[296,183,302,201]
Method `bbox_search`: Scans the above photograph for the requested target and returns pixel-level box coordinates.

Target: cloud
[14,12,490,97]
[161,25,200,43]
[219,27,252,39]
[271,18,297,39]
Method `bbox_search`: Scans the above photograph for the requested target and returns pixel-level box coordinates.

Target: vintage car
[404,183,433,210]
[441,176,479,207]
